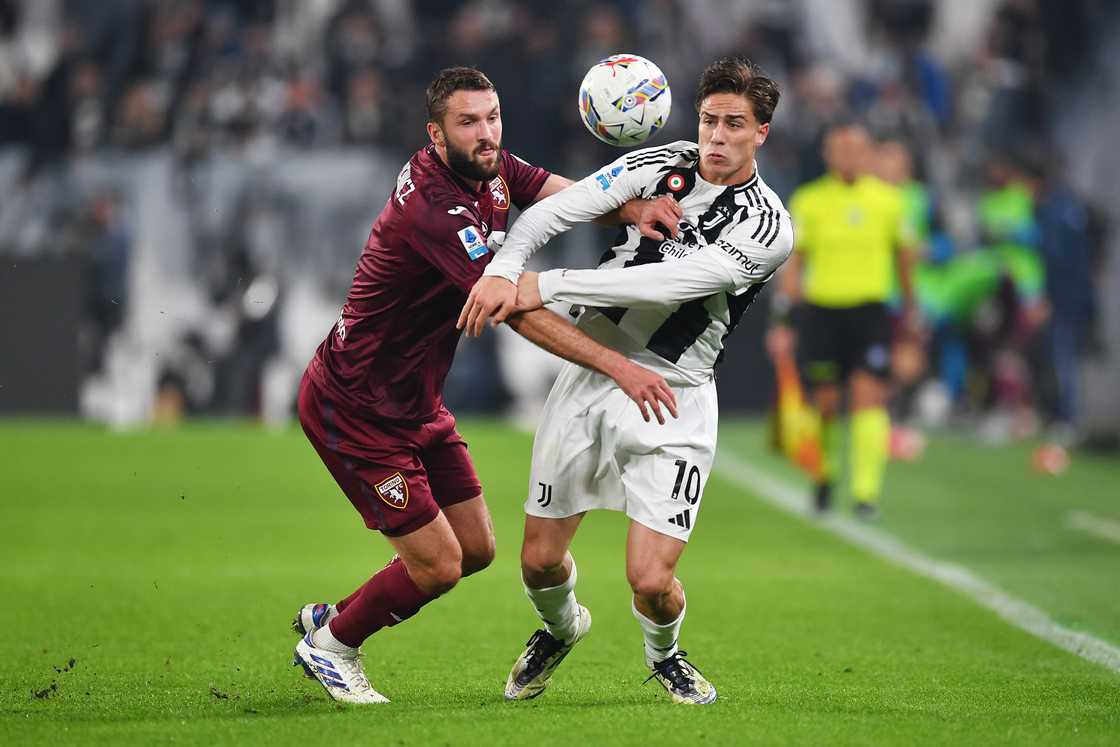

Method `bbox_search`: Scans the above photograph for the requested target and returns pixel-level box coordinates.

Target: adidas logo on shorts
[668,509,691,529]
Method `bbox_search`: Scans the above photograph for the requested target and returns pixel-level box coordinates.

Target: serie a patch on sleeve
[457,225,489,260]
[595,164,625,191]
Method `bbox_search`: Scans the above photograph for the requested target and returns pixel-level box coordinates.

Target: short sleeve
[890,188,916,248]
[502,151,550,210]
[789,188,811,253]
[406,190,491,293]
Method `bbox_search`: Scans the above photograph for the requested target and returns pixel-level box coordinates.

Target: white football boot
[504,605,591,700]
[292,632,390,704]
[644,650,717,704]
[292,603,337,636]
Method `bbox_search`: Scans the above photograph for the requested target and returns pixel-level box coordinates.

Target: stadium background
[2,2,1119,744]
[1,0,1118,440]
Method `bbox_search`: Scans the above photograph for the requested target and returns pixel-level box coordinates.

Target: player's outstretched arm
[506,308,678,424]
[484,151,655,285]
[520,240,775,311]
[531,174,681,240]
[457,196,684,336]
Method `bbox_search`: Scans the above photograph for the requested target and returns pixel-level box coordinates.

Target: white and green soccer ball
[578,54,671,147]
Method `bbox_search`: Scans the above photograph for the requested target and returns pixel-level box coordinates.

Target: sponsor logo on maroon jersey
[489,175,510,210]
[374,473,409,509]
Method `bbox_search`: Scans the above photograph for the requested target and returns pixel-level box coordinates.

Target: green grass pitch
[1,420,1117,745]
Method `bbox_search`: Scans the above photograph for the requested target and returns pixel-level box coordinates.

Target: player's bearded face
[445,132,502,182]
[438,90,503,183]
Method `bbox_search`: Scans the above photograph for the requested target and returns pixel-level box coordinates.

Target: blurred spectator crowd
[0,0,1115,440]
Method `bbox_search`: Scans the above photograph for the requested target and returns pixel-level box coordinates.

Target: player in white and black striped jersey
[512,139,791,386]
[459,57,793,705]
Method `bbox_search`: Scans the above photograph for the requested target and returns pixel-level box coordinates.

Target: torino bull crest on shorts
[374,473,409,510]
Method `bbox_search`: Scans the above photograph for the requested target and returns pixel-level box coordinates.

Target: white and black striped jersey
[485,140,793,386]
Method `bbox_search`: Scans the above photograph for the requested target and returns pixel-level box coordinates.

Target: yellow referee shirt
[789,174,909,308]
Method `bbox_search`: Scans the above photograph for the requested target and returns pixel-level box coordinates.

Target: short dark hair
[425,67,496,124]
[694,56,780,124]
[824,116,869,135]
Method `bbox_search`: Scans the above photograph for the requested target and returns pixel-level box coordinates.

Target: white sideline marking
[1066,511,1120,545]
[713,449,1120,674]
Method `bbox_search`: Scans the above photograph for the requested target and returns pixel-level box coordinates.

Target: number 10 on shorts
[671,460,701,505]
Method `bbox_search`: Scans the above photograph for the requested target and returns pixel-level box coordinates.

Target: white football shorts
[525,362,717,541]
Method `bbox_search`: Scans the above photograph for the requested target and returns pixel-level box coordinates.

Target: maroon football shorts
[297,372,482,537]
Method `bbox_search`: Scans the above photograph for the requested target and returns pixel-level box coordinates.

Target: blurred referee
[769,122,917,518]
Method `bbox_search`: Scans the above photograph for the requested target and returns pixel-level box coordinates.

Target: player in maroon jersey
[290,67,681,704]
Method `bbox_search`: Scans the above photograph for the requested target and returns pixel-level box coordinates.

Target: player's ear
[427,121,445,147]
[756,121,770,148]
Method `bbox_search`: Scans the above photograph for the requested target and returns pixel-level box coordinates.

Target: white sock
[524,561,581,643]
[632,598,685,667]
[311,622,358,655]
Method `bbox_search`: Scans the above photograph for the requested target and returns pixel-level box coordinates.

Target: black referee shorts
[799,302,892,384]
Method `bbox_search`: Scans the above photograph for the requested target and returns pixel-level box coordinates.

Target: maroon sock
[336,555,402,613]
[329,559,434,648]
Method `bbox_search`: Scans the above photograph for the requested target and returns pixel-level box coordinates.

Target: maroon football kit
[298,144,549,536]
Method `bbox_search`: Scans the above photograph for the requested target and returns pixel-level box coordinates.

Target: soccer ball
[578,54,671,147]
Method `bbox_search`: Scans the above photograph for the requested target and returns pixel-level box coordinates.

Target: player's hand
[900,303,926,341]
[766,323,797,359]
[1023,299,1050,330]
[514,271,543,312]
[458,276,517,336]
[610,358,678,425]
[636,195,683,241]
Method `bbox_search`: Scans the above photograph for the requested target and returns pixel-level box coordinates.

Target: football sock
[335,588,359,614]
[851,407,889,504]
[328,558,435,648]
[632,598,685,666]
[311,620,358,655]
[818,414,839,483]
[524,561,581,643]
[336,555,402,612]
